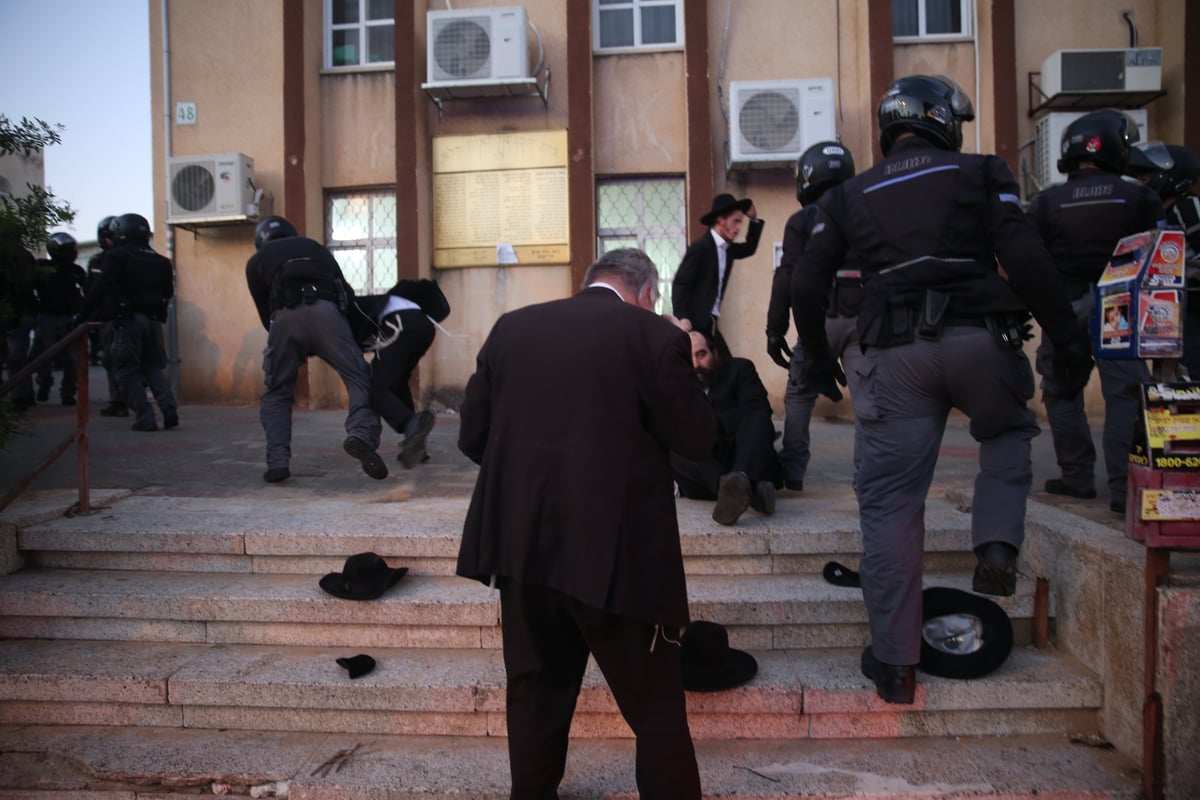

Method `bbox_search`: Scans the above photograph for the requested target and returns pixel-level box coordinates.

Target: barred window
[596,177,686,314]
[326,190,397,295]
[326,0,394,69]
[594,0,683,52]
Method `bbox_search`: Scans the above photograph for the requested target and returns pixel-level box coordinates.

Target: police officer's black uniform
[87,215,127,415]
[32,233,87,404]
[793,75,1091,705]
[245,216,384,483]
[1027,110,1164,513]
[769,141,861,490]
[81,213,178,432]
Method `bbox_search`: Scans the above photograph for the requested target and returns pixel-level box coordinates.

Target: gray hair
[582,248,660,300]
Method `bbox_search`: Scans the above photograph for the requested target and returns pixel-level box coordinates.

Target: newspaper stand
[1094,226,1194,800]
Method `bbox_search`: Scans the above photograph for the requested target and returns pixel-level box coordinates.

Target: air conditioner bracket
[1027,71,1166,118]
[421,65,550,117]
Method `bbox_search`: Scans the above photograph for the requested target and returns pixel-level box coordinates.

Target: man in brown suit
[457,248,716,799]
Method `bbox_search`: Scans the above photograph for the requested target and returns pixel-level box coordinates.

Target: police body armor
[269,258,350,314]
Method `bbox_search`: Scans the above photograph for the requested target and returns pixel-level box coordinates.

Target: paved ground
[1,364,1124,532]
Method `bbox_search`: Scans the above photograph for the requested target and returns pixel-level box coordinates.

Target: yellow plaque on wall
[432,131,570,269]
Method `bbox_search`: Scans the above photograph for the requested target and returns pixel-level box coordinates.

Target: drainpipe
[161,0,180,398]
[972,0,981,154]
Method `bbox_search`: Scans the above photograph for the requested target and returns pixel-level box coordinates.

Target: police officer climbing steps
[80,213,179,432]
[793,75,1093,705]
[245,215,387,483]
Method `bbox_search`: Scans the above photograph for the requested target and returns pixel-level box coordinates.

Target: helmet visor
[1127,141,1174,176]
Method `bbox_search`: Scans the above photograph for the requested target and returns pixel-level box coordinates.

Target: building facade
[147,0,1199,412]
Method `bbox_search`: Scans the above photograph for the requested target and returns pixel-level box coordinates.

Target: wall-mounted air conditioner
[729,79,836,165]
[1033,108,1149,191]
[167,152,257,224]
[1039,48,1162,98]
[426,6,529,84]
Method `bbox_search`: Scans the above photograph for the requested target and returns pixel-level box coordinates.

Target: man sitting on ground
[673,330,783,525]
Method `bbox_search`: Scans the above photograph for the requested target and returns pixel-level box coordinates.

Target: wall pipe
[161,0,180,398]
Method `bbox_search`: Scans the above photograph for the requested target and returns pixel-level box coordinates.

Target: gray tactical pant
[260,299,380,470]
[781,315,865,486]
[110,313,176,428]
[1035,289,1148,501]
[854,325,1039,666]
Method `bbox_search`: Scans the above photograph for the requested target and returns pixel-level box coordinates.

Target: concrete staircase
[0,488,1142,798]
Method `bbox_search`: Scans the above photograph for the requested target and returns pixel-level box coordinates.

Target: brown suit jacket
[457,286,716,627]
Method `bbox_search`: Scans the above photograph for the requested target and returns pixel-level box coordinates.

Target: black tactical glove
[1049,334,1094,399]
[767,334,793,369]
[807,357,845,402]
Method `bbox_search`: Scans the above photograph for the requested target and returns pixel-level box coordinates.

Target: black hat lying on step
[336,654,376,679]
[681,620,758,692]
[319,552,408,601]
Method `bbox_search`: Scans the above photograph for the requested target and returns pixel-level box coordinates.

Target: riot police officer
[31,232,87,405]
[766,140,860,491]
[244,215,386,483]
[1028,110,1165,514]
[80,213,179,432]
[793,75,1092,704]
[87,215,128,416]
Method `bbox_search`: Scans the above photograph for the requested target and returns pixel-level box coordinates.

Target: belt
[942,314,988,327]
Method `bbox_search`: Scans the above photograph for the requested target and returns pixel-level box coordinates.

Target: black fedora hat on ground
[920,586,1013,680]
[681,620,758,692]
[700,193,753,226]
[335,654,376,679]
[319,552,408,601]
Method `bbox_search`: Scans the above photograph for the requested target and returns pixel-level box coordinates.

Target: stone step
[14,493,980,576]
[0,725,1139,798]
[0,639,1100,741]
[0,568,1043,650]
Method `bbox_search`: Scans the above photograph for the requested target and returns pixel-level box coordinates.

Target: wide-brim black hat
[700,193,753,226]
[681,620,758,692]
[919,586,1013,680]
[319,552,408,601]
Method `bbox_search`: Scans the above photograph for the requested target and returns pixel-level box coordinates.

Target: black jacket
[672,219,764,333]
[1027,169,1165,292]
[81,243,173,322]
[245,237,353,331]
[795,137,1079,357]
[36,259,87,315]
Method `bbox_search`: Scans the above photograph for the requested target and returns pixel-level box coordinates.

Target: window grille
[596,176,686,314]
[326,190,397,295]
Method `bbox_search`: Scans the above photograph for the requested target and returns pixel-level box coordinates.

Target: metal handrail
[0,321,101,513]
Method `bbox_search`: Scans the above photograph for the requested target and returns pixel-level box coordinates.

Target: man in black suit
[672,193,764,357]
[457,248,716,799]
[672,330,783,526]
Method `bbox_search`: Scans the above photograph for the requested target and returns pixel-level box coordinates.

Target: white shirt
[710,229,729,318]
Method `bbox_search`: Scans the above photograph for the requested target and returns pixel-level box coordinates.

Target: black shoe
[1111,499,1127,515]
[1044,478,1096,499]
[99,403,129,417]
[61,397,76,406]
[35,386,49,402]
[750,481,776,515]
[11,397,34,411]
[344,436,388,480]
[163,410,179,430]
[860,646,916,704]
[263,467,290,483]
[972,541,1018,597]
[131,419,158,432]
[398,410,436,469]
[712,471,752,526]
[784,479,804,492]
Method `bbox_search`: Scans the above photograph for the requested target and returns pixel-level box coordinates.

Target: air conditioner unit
[426,6,530,84]
[729,79,836,165]
[1033,108,1148,190]
[167,152,257,224]
[1039,47,1162,98]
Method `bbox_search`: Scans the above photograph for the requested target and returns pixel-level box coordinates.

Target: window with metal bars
[325,0,395,69]
[326,190,398,295]
[596,176,686,314]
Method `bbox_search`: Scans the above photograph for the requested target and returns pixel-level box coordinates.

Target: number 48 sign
[175,102,197,126]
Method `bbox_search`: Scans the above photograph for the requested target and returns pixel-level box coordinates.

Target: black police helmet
[1146,145,1199,201]
[97,215,117,250]
[254,216,298,250]
[110,213,152,244]
[1057,109,1140,176]
[796,141,856,205]
[47,232,78,264]
[877,74,975,155]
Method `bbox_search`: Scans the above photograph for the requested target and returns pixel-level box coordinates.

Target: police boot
[860,646,916,704]
[972,541,1018,597]
[100,402,129,417]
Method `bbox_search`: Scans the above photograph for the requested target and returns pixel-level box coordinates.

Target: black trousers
[368,310,435,434]
[671,410,782,499]
[498,580,701,800]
